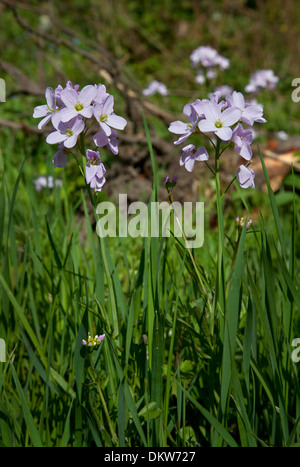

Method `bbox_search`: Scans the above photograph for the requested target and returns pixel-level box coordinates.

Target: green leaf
[10,361,43,447]
[74,280,89,401]
[178,383,238,447]
[124,380,147,446]
[220,218,247,416]
[257,145,285,257]
[139,402,162,420]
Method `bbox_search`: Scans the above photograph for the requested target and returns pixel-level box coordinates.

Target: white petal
[185,157,195,172]
[60,88,78,107]
[45,87,56,109]
[202,102,221,124]
[64,134,78,148]
[215,126,232,141]
[46,131,67,145]
[79,106,93,119]
[221,107,242,126]
[168,121,188,135]
[79,85,98,106]
[99,121,111,136]
[60,107,77,122]
[38,114,52,129]
[33,105,48,118]
[198,119,216,133]
[85,164,98,184]
[102,95,114,116]
[195,147,209,161]
[106,114,127,130]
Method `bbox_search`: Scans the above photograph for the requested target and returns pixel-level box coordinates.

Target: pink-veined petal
[53,150,68,168]
[96,164,106,179]
[195,147,209,161]
[198,119,216,133]
[99,121,111,136]
[51,111,63,129]
[228,91,245,109]
[202,102,221,124]
[93,103,102,122]
[71,117,85,135]
[174,133,191,145]
[102,95,114,116]
[238,143,253,161]
[184,157,196,172]
[183,103,196,122]
[45,87,56,109]
[221,107,242,126]
[242,105,265,125]
[94,84,108,104]
[79,85,98,106]
[93,131,108,147]
[33,105,48,118]
[236,165,255,188]
[79,106,93,119]
[108,138,119,155]
[60,88,78,108]
[38,114,52,129]
[85,164,98,184]
[64,134,78,148]
[59,107,77,123]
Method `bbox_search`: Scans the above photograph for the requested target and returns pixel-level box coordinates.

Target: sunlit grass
[0,113,299,446]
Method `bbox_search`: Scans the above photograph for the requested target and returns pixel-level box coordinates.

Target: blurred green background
[1,0,300,131]
[1,0,300,203]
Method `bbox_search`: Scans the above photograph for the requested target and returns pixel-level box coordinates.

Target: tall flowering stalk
[33,80,127,195]
[33,81,128,339]
[190,45,230,85]
[168,89,266,318]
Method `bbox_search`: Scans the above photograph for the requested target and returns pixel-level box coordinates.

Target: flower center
[90,156,99,165]
[65,129,73,137]
[99,114,108,122]
[74,102,84,111]
[215,119,223,129]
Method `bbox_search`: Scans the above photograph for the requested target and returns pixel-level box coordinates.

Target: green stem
[214,138,226,317]
[79,136,119,339]
[167,190,207,299]
[86,186,119,338]
[221,176,236,199]
[89,353,118,445]
[204,160,215,177]
[221,160,252,199]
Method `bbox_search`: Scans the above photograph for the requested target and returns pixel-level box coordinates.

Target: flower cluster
[165,175,177,195]
[143,80,169,96]
[81,332,105,347]
[165,174,177,185]
[33,175,62,191]
[33,81,127,192]
[245,69,279,94]
[211,85,233,98]
[235,217,252,229]
[168,89,267,188]
[190,46,230,85]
